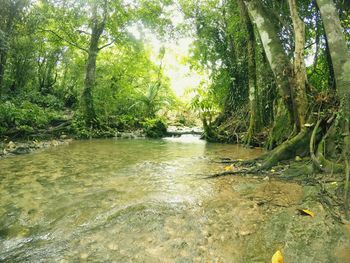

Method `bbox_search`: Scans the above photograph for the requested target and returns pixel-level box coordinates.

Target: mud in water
[0,136,349,262]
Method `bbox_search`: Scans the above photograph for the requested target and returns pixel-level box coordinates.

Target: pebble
[108,243,119,250]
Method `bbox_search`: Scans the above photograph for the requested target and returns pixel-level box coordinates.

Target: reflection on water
[163,134,205,144]
[0,137,348,262]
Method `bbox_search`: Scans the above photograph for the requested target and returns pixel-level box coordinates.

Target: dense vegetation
[0,0,178,139]
[182,0,350,176]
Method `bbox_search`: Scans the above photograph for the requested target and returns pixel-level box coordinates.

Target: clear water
[0,137,348,262]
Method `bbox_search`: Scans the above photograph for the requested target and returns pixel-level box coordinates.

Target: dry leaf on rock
[271,250,283,263]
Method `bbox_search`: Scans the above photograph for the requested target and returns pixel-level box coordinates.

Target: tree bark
[243,0,295,126]
[317,0,350,115]
[288,0,308,130]
[317,0,350,217]
[81,0,107,127]
[238,0,258,145]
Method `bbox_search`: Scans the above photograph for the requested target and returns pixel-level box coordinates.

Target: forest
[0,0,350,262]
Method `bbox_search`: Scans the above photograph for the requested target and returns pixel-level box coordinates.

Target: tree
[81,0,109,127]
[237,0,257,145]
[317,0,350,216]
[0,0,28,96]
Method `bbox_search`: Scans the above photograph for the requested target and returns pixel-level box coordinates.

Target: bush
[141,118,167,138]
[71,112,91,138]
[107,115,140,130]
[0,100,49,128]
[0,100,64,136]
[71,112,116,139]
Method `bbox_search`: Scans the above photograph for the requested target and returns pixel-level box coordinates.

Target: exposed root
[316,139,344,173]
[310,119,324,171]
[257,128,311,170]
[208,130,311,178]
[205,167,256,179]
[212,158,261,166]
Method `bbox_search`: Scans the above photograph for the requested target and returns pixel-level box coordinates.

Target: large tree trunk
[317,0,350,216]
[288,0,308,130]
[243,0,295,126]
[317,0,350,146]
[81,1,107,127]
[317,0,350,116]
[238,0,258,145]
[242,0,313,169]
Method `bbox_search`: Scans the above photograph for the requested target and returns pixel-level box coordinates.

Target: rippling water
[0,137,349,262]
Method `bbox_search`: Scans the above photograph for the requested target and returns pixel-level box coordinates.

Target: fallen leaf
[298,209,315,217]
[224,166,233,171]
[271,250,283,263]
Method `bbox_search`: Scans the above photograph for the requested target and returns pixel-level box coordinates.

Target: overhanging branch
[98,40,116,50]
[39,28,88,53]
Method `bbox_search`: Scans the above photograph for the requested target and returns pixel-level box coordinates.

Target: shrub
[0,100,64,136]
[141,118,167,138]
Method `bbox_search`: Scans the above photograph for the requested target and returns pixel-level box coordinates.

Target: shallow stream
[0,136,349,262]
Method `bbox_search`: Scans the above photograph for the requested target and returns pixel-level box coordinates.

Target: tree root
[310,118,324,171]
[212,157,262,166]
[316,139,344,173]
[204,167,257,179]
[207,130,310,178]
[208,120,347,179]
[257,128,311,170]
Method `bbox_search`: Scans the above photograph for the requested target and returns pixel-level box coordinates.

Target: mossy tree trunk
[81,0,108,127]
[288,0,308,130]
[317,0,350,214]
[243,0,295,127]
[317,0,350,119]
[242,0,312,169]
[238,0,258,145]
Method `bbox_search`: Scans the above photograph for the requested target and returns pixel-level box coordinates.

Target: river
[0,136,349,262]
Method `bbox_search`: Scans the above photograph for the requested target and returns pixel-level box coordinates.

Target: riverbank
[0,139,73,158]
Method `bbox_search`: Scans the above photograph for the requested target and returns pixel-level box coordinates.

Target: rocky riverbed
[0,139,73,158]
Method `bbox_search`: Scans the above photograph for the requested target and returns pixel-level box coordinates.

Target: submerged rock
[166,126,203,136]
[12,146,31,155]
[115,130,145,139]
[0,139,72,158]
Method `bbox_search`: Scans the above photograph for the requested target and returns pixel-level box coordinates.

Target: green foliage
[181,0,250,113]
[189,84,218,120]
[0,99,63,136]
[71,112,92,139]
[110,115,140,130]
[141,118,167,138]
[0,0,177,139]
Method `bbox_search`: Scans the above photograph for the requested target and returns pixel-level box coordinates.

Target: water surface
[0,137,348,262]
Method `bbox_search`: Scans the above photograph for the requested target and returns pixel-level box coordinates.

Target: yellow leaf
[224,166,232,171]
[271,250,284,263]
[298,209,315,217]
